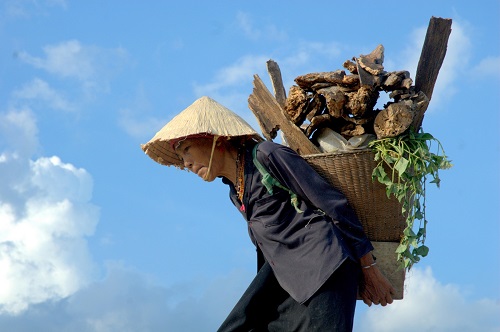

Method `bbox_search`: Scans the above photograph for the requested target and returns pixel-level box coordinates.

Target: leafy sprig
[368,131,452,270]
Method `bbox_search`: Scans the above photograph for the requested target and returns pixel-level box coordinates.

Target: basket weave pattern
[303,149,405,242]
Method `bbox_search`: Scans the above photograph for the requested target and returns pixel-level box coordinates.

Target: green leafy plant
[368,131,452,270]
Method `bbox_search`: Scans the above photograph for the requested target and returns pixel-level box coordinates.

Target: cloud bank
[356,267,500,332]
[0,108,99,315]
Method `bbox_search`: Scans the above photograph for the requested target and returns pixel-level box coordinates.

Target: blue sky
[0,1,499,331]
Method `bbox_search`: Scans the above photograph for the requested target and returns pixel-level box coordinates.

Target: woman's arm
[359,252,395,306]
[257,142,395,306]
[257,143,373,259]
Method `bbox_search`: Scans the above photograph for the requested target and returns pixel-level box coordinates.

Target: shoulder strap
[252,143,303,213]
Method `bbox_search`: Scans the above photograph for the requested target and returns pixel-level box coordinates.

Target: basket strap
[252,143,303,213]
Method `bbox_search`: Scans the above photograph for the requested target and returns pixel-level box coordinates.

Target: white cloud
[16,40,129,97]
[236,11,287,41]
[118,108,166,140]
[190,42,344,128]
[356,267,500,332]
[3,0,67,19]
[399,26,427,79]
[431,21,471,105]
[398,21,471,108]
[0,109,99,315]
[0,264,252,332]
[3,264,498,332]
[278,41,345,86]
[0,108,39,157]
[116,85,168,140]
[193,54,270,97]
[18,40,94,81]
[236,11,260,40]
[45,0,67,8]
[471,56,500,80]
[13,78,76,112]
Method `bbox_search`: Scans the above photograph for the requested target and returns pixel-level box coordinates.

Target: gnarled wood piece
[295,70,345,90]
[374,101,415,139]
[343,59,358,74]
[305,94,325,121]
[305,114,331,137]
[285,85,308,125]
[248,74,321,155]
[382,71,411,91]
[317,86,346,118]
[356,61,382,87]
[345,86,379,118]
[357,44,385,76]
[266,59,287,109]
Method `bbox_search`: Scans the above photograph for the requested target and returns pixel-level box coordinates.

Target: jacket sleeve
[257,143,373,259]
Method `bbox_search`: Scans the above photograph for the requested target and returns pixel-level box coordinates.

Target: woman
[142,96,394,331]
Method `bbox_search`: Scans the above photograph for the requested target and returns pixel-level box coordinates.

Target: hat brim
[141,96,262,168]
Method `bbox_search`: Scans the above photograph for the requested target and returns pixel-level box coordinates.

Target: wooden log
[305,114,331,137]
[317,86,346,118]
[305,94,325,121]
[374,101,415,139]
[248,74,321,155]
[345,86,379,117]
[412,17,452,130]
[285,85,308,125]
[266,59,287,109]
[295,70,345,90]
[382,71,411,91]
[342,74,360,88]
[340,123,365,137]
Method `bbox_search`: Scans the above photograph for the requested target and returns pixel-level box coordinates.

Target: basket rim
[302,148,374,159]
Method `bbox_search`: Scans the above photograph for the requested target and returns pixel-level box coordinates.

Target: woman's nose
[183,159,193,169]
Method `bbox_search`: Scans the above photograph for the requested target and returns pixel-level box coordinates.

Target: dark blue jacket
[223,141,373,304]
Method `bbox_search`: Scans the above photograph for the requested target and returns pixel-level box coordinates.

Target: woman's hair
[172,134,258,152]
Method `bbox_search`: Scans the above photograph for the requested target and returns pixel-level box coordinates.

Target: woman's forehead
[174,136,211,151]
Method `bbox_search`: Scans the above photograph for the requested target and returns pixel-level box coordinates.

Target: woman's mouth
[194,166,206,177]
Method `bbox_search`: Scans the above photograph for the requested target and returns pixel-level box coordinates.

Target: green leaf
[414,245,429,257]
[410,237,419,248]
[394,157,410,175]
[418,133,434,140]
[369,130,452,272]
[403,227,417,237]
[430,177,441,187]
[395,243,408,254]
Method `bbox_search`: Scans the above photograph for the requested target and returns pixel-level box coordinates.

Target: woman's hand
[358,253,395,306]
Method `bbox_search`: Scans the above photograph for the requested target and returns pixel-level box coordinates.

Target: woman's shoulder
[256,140,288,155]
[253,141,303,170]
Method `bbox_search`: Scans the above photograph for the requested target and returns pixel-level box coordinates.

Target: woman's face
[175,137,223,181]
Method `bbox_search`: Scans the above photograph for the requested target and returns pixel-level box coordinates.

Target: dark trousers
[218,259,359,332]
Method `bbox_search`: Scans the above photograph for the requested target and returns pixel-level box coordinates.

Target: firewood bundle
[249,17,451,156]
[283,45,429,141]
[246,17,452,299]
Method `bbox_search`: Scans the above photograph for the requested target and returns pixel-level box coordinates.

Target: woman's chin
[196,168,213,182]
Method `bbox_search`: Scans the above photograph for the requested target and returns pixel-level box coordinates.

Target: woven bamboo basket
[304,149,407,299]
[303,149,406,242]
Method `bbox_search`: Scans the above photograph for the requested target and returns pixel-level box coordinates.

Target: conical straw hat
[141,96,262,167]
